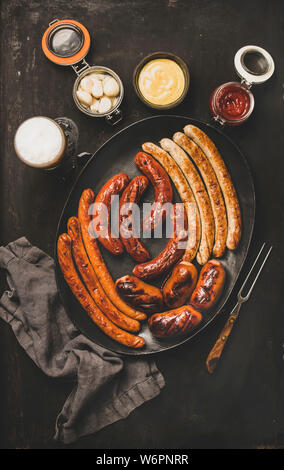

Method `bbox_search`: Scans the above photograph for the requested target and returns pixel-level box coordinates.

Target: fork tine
[239,244,273,300]
[242,246,273,300]
[238,243,265,297]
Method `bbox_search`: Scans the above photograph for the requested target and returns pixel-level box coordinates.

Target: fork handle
[206,314,237,373]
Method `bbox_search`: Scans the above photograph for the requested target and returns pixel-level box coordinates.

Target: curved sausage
[142,142,200,263]
[173,132,227,258]
[190,259,226,312]
[160,138,214,265]
[93,173,130,256]
[162,261,198,309]
[133,203,187,280]
[135,152,173,233]
[149,305,202,338]
[67,216,140,333]
[119,176,150,263]
[57,233,145,348]
[184,125,241,250]
[78,189,147,321]
[115,275,164,314]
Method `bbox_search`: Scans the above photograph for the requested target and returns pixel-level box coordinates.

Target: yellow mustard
[138,58,185,106]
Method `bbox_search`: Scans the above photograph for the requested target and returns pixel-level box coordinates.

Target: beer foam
[15,117,64,166]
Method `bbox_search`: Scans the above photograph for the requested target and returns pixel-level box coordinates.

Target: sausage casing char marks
[160,138,214,265]
[78,188,147,321]
[162,261,198,309]
[190,259,226,312]
[184,125,241,250]
[115,275,164,314]
[57,233,145,348]
[67,216,140,333]
[142,142,200,263]
[149,305,202,338]
[119,176,150,263]
[133,203,188,280]
[94,173,130,256]
[135,152,173,233]
[173,132,227,258]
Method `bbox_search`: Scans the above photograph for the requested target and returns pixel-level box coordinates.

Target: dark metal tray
[55,115,255,356]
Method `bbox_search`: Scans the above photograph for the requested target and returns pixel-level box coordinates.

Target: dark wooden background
[0,0,283,449]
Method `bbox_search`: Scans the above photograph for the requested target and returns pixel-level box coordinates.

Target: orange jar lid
[42,19,91,66]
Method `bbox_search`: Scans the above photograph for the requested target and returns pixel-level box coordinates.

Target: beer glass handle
[59,152,92,181]
[76,152,93,167]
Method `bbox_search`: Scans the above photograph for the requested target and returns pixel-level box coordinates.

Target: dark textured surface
[0,0,283,449]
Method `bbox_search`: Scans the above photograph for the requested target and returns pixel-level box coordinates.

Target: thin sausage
[115,275,164,314]
[160,138,214,265]
[78,189,147,321]
[184,125,241,250]
[149,305,202,338]
[135,152,173,233]
[133,203,187,280]
[94,173,130,256]
[67,216,140,333]
[57,233,145,348]
[173,132,227,258]
[190,259,226,312]
[142,142,200,262]
[162,261,198,309]
[119,176,150,263]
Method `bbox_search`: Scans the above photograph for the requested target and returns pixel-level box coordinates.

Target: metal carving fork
[206,243,273,373]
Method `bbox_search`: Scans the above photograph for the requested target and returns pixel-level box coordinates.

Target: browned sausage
[115,275,164,314]
[173,132,227,258]
[78,189,147,321]
[142,142,200,263]
[93,173,130,256]
[67,216,140,333]
[135,152,173,233]
[149,305,202,338]
[162,261,198,309]
[119,176,150,263]
[184,125,241,250]
[133,203,188,280]
[190,259,226,312]
[57,233,145,348]
[160,138,215,265]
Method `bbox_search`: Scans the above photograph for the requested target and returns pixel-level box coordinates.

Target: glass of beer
[14,116,81,173]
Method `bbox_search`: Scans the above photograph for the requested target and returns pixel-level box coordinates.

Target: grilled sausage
[57,233,145,348]
[184,125,241,250]
[78,189,147,321]
[119,176,150,263]
[67,216,140,333]
[162,261,198,309]
[149,305,202,338]
[142,142,200,263]
[115,275,164,314]
[173,132,227,258]
[135,152,173,233]
[160,138,214,265]
[93,173,130,256]
[190,259,226,312]
[133,203,187,280]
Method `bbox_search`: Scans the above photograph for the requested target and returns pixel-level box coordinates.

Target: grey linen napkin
[0,237,165,444]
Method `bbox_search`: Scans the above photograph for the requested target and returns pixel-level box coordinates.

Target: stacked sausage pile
[58,125,241,348]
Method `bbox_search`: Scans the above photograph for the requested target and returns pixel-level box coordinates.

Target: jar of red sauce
[209,46,275,126]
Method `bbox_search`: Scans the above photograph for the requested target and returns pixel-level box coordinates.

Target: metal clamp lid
[234,45,275,87]
[105,109,123,126]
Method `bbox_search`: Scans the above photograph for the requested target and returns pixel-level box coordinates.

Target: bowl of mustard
[133,52,190,110]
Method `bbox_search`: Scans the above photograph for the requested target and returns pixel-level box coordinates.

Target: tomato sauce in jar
[209,81,254,126]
